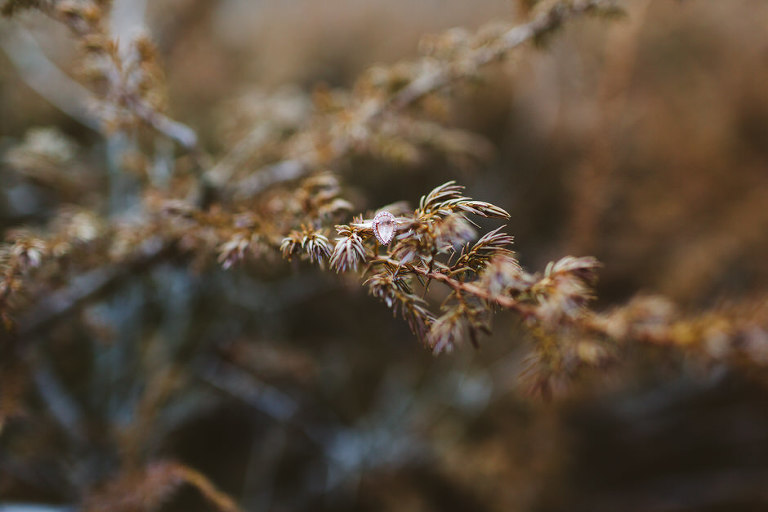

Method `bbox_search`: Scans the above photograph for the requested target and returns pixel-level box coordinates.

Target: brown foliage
[2,0,768,510]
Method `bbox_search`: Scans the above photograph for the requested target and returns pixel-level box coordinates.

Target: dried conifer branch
[386,0,623,110]
[2,0,198,149]
[0,169,351,335]
[217,0,622,198]
[316,180,768,393]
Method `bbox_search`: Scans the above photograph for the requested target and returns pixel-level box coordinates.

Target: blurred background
[2,0,768,510]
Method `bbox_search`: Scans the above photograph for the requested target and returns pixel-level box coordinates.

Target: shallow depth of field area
[2,1,768,511]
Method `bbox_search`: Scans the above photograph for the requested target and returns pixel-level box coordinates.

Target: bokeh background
[2,0,768,510]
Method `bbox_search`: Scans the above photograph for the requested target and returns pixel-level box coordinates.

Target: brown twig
[415,266,537,317]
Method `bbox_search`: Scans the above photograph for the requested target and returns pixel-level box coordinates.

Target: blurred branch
[199,360,299,424]
[0,26,99,130]
[233,159,308,201]
[128,95,199,150]
[386,0,621,110]
[2,0,198,151]
[206,124,273,189]
[17,239,171,337]
[28,350,87,447]
[219,0,621,198]
[201,357,427,498]
[83,460,244,512]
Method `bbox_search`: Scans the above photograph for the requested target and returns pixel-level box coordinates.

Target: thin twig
[372,255,536,316]
[419,267,537,317]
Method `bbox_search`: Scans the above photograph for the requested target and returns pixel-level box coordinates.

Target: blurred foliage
[1,0,768,511]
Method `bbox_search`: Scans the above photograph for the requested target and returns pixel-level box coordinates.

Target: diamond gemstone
[372,211,396,245]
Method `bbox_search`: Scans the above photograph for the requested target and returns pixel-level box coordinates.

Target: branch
[418,267,537,317]
[219,0,620,197]
[2,0,199,150]
[129,97,199,149]
[17,239,171,337]
[0,26,99,130]
[388,0,620,110]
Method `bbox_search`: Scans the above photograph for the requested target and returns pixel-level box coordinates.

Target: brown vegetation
[1,0,768,510]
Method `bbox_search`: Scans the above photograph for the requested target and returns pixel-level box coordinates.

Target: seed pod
[372,211,396,245]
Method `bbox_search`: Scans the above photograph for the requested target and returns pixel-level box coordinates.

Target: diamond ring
[372,210,397,245]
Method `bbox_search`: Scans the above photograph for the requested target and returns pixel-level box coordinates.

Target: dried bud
[330,232,367,272]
